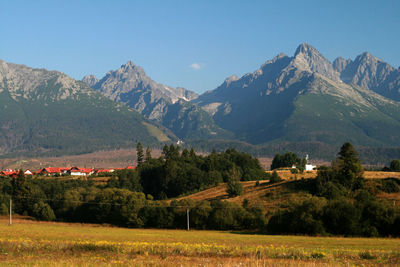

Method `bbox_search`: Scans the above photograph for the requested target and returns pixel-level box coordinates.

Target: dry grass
[0,218,398,266]
[265,170,400,181]
[177,180,311,212]
[364,171,400,179]
[266,170,318,180]
[178,170,400,210]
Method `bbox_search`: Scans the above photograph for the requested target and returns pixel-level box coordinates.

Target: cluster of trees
[270,152,306,170]
[1,142,400,237]
[0,174,264,230]
[0,145,266,223]
[267,142,400,237]
[383,159,400,172]
[135,144,266,199]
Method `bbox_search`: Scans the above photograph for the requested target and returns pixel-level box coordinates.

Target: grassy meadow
[0,218,399,266]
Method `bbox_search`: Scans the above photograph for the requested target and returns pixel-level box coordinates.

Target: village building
[24,169,34,176]
[68,167,94,176]
[0,170,18,178]
[305,154,316,171]
[37,167,69,176]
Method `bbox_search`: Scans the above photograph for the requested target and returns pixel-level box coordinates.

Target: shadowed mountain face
[84,62,232,140]
[195,43,400,146]
[0,60,172,156]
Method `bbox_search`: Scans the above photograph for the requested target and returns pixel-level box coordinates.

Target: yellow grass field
[0,218,398,266]
[265,170,400,180]
[177,170,400,207]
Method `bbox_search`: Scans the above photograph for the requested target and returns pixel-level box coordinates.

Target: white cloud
[189,62,205,70]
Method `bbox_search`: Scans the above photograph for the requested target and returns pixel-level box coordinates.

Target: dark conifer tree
[136,142,144,165]
[145,147,152,162]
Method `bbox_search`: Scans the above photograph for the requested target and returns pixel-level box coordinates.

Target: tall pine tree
[136,142,144,166]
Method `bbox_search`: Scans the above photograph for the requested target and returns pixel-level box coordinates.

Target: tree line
[0,142,400,237]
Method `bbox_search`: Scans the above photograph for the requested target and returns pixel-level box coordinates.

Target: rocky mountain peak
[294,43,320,57]
[292,43,340,81]
[224,75,239,85]
[333,57,351,73]
[354,52,379,66]
[82,74,99,87]
[119,61,145,75]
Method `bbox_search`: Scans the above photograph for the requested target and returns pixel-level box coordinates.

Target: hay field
[265,170,400,180]
[0,218,398,266]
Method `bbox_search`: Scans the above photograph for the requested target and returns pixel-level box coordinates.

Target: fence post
[9,198,12,226]
[186,209,190,231]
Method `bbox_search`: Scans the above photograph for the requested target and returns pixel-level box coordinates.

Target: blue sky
[1,0,399,93]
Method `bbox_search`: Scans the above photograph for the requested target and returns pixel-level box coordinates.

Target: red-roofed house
[37,167,69,176]
[68,167,94,176]
[0,170,18,178]
[126,166,136,170]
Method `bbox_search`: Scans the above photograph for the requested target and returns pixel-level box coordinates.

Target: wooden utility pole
[186,209,190,231]
[9,198,12,226]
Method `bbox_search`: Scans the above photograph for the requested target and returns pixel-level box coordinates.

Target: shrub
[269,171,282,184]
[323,199,360,236]
[390,159,400,171]
[32,201,56,221]
[226,178,243,197]
[380,179,400,193]
[0,203,8,215]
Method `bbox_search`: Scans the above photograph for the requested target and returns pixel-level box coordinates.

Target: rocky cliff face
[292,43,340,81]
[82,74,99,88]
[333,52,400,100]
[86,61,198,113]
[0,59,92,101]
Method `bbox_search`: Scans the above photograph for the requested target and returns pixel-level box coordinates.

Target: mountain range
[0,60,173,156]
[1,43,400,161]
[83,44,400,148]
[83,61,232,141]
[194,44,400,147]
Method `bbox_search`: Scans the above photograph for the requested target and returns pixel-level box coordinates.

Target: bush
[269,171,282,184]
[226,178,243,197]
[32,201,56,221]
[208,201,247,230]
[0,203,8,215]
[390,159,400,171]
[323,199,360,236]
[267,197,326,235]
[380,179,400,193]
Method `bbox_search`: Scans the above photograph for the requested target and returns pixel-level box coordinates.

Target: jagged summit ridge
[82,74,99,87]
[0,60,91,101]
[333,51,400,100]
[85,61,198,111]
[194,43,400,146]
[292,43,340,81]
[83,61,229,140]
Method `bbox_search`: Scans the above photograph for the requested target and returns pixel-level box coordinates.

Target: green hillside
[281,76,400,146]
[0,62,173,156]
